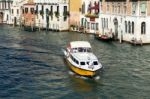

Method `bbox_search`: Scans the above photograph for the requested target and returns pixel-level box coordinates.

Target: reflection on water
[0,25,150,99]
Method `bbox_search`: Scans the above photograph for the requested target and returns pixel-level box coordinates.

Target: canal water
[0,25,150,99]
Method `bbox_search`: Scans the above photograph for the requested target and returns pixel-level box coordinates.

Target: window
[81,18,84,26]
[112,5,114,13]
[76,60,79,65]
[22,9,24,14]
[50,6,53,20]
[30,8,34,14]
[124,4,127,15]
[46,8,49,14]
[85,20,87,28]
[100,1,103,12]
[87,22,90,29]
[80,62,85,65]
[5,1,6,9]
[88,2,91,13]
[96,23,99,30]
[93,61,98,65]
[78,47,85,52]
[125,21,127,33]
[91,23,95,30]
[87,48,92,52]
[42,5,44,12]
[140,2,146,15]
[36,5,38,12]
[128,21,131,33]
[57,6,59,12]
[118,5,120,14]
[17,9,19,14]
[132,2,137,15]
[12,9,13,14]
[82,2,85,14]
[25,8,28,13]
[107,3,109,12]
[63,6,67,13]
[104,18,105,28]
[7,14,8,21]
[51,6,53,12]
[132,22,134,34]
[141,22,146,34]
[106,18,108,28]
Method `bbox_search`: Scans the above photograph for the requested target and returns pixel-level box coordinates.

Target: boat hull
[95,34,113,41]
[66,58,97,77]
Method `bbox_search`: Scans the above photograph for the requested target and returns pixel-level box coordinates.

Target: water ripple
[0,25,150,98]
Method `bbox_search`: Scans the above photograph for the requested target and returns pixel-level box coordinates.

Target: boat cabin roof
[70,41,91,48]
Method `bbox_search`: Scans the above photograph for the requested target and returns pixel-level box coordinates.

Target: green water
[0,25,150,99]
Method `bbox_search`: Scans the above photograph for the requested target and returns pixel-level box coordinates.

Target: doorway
[0,12,3,23]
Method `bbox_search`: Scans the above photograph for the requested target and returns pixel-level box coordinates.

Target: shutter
[141,3,146,13]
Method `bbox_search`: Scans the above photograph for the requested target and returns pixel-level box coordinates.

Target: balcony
[85,13,99,18]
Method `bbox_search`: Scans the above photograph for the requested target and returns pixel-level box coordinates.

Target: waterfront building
[69,0,81,31]
[0,0,13,24]
[34,0,69,31]
[99,0,150,44]
[80,0,99,34]
[21,0,36,31]
[10,0,27,26]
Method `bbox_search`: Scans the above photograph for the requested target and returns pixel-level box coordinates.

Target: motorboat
[63,41,102,77]
[95,34,113,41]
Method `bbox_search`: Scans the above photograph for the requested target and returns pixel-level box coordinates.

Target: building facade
[69,0,81,31]
[10,0,27,25]
[80,0,99,34]
[21,0,36,31]
[0,0,13,24]
[34,0,69,31]
[99,0,150,44]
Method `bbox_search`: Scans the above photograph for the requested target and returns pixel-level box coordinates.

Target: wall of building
[0,0,13,24]
[99,0,150,43]
[69,0,81,27]
[34,0,69,31]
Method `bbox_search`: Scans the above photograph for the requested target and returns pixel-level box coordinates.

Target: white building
[9,0,27,25]
[34,0,69,31]
[99,0,150,44]
[80,0,99,34]
[0,0,13,24]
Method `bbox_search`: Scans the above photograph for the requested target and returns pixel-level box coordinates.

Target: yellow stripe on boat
[66,59,96,76]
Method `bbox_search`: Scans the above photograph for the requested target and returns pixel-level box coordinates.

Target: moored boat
[95,34,113,41]
[63,41,102,77]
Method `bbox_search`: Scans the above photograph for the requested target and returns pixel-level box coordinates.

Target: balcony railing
[85,13,99,18]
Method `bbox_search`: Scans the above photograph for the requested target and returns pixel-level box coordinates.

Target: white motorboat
[63,41,102,77]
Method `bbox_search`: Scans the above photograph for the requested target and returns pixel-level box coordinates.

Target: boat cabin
[67,41,99,67]
[70,53,99,67]
[67,41,92,53]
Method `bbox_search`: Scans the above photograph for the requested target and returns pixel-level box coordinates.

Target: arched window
[125,21,127,33]
[141,22,146,34]
[132,22,134,34]
[88,2,91,13]
[128,21,131,33]
[106,18,108,28]
[82,2,85,14]
[104,18,105,28]
[46,8,49,15]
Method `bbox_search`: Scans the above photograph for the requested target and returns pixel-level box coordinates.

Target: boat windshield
[87,48,92,52]
[78,47,92,53]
